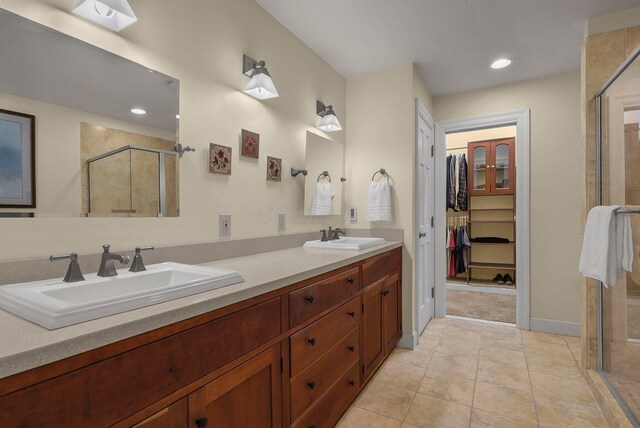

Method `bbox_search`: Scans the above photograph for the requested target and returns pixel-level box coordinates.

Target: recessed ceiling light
[491,58,512,69]
[131,108,146,115]
[176,114,180,119]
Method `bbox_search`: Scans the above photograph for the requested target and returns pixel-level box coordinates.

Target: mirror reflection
[0,10,180,217]
[304,131,344,216]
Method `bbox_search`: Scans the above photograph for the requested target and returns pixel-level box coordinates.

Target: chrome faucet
[332,228,346,240]
[129,246,154,272]
[97,244,131,277]
[50,253,85,283]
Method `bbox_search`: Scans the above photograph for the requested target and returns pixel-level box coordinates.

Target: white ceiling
[255,0,640,96]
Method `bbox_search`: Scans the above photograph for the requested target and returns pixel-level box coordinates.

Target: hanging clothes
[462,225,471,271]
[447,155,457,210]
[457,154,468,211]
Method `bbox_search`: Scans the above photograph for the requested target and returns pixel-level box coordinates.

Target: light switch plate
[350,207,357,221]
[219,214,231,238]
[278,213,286,232]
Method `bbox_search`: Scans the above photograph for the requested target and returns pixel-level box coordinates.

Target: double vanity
[0,237,402,427]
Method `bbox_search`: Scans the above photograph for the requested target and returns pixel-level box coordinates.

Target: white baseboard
[530,317,580,337]
[397,331,417,349]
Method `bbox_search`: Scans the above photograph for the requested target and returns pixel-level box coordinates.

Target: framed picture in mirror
[0,109,35,208]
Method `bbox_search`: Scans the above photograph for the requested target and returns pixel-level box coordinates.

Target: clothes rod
[446,146,467,151]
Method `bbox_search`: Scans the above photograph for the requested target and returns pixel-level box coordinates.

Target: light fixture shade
[243,70,279,100]
[318,112,342,132]
[71,0,138,32]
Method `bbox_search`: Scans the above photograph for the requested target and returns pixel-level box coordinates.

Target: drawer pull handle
[309,426,317,428]
[348,311,356,318]
[382,290,390,296]
[348,380,355,387]
[346,277,355,284]
[348,345,355,352]
[195,417,208,428]
[307,381,316,389]
[308,338,316,346]
[305,295,315,304]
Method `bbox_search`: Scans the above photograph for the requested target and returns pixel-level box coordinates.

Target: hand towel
[309,182,333,215]
[579,205,634,287]
[367,181,392,222]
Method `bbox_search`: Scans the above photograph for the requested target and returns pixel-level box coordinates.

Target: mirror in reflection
[304,131,344,216]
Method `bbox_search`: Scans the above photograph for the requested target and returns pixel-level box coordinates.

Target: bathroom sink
[0,263,244,330]
[303,237,386,251]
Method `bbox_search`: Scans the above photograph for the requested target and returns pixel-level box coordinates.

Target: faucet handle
[135,246,154,254]
[50,252,78,262]
[102,244,111,253]
[130,246,153,272]
[50,253,85,283]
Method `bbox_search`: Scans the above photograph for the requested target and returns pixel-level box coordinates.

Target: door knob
[418,232,426,238]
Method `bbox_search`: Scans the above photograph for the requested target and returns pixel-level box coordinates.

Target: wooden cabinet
[468,138,515,195]
[131,399,187,428]
[188,345,282,428]
[382,273,402,354]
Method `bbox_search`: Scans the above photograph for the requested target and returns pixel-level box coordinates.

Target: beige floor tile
[480,333,524,351]
[355,380,415,420]
[569,344,582,364]
[470,408,538,428]
[472,382,537,424]
[416,335,439,351]
[479,345,527,369]
[447,317,484,332]
[535,395,606,427]
[482,323,521,337]
[530,371,597,407]
[441,327,482,343]
[526,353,582,379]
[336,406,402,428]
[387,348,434,369]
[477,360,532,392]
[403,393,472,427]
[563,335,581,347]
[436,336,481,358]
[374,360,427,391]
[524,338,574,360]
[522,330,567,345]
[418,369,475,406]
[428,352,478,379]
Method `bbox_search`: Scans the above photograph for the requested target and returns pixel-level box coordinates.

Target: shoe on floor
[504,274,514,285]
[493,274,505,284]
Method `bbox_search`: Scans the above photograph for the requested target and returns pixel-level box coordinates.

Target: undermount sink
[0,262,244,330]
[303,237,385,251]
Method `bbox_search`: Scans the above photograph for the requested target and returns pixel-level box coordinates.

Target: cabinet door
[382,274,401,354]
[362,278,384,381]
[130,399,187,428]
[188,344,282,428]
[468,142,492,196]
[490,138,515,195]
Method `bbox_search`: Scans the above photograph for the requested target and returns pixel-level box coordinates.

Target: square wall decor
[241,129,259,158]
[266,156,282,182]
[209,143,232,175]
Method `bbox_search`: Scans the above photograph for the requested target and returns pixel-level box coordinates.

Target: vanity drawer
[290,329,359,422]
[292,362,360,428]
[290,297,360,377]
[0,298,281,428]
[362,248,401,286]
[289,266,360,326]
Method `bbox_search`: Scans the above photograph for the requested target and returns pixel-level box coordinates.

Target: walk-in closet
[444,126,517,324]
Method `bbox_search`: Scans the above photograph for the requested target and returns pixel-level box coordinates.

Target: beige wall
[345,63,432,336]
[435,71,583,325]
[0,0,346,260]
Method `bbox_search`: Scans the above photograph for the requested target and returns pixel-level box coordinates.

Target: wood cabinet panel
[362,278,384,381]
[289,267,360,327]
[290,329,359,422]
[130,398,187,428]
[290,297,360,377]
[362,248,401,287]
[0,298,280,428]
[382,273,402,354]
[188,344,282,428]
[468,138,515,196]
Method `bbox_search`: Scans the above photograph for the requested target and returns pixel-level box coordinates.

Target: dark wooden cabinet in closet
[468,138,515,196]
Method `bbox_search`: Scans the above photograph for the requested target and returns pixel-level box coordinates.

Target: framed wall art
[240,129,259,158]
[209,143,232,175]
[266,156,282,182]
[0,109,35,208]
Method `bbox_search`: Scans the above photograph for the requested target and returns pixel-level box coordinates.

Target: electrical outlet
[350,207,357,221]
[219,214,231,238]
[278,213,286,232]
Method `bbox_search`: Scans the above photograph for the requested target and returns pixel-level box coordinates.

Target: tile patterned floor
[337,317,607,428]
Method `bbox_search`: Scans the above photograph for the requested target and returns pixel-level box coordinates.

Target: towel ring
[371,168,392,182]
[317,171,331,183]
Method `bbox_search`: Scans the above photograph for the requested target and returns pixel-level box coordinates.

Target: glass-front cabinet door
[468,142,490,196]
[491,138,515,195]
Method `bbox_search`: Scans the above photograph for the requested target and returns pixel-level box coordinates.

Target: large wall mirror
[0,10,180,217]
[304,131,344,216]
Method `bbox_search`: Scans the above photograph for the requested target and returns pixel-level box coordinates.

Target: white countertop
[0,241,401,379]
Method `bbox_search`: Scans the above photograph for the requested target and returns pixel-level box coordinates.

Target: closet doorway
[435,111,530,330]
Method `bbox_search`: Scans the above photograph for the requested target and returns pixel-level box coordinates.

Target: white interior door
[416,102,435,335]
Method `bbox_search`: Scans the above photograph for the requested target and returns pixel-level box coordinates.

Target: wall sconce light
[71,0,138,32]
[242,54,279,100]
[316,100,342,132]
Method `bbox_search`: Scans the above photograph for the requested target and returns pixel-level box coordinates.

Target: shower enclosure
[596,45,640,426]
[86,145,178,217]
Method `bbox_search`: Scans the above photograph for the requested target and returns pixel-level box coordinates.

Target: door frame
[434,110,531,330]
[415,100,436,339]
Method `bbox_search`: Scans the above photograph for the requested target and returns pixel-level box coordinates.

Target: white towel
[367,181,392,222]
[579,205,634,287]
[310,182,333,215]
